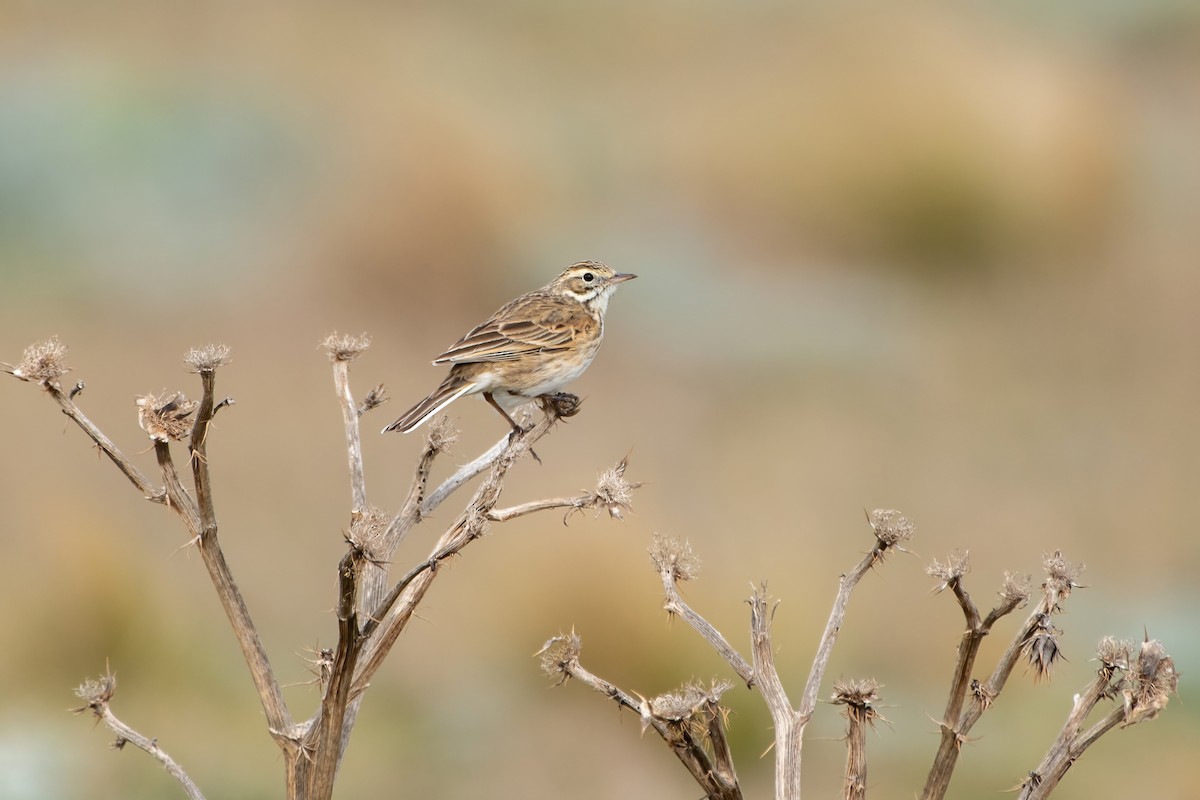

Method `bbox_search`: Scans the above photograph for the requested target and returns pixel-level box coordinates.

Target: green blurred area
[2,2,1198,798]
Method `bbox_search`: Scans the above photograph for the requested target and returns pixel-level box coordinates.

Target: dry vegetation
[4,337,1178,799]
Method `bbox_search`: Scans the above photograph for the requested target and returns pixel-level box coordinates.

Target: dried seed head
[652,679,731,717]
[999,571,1033,606]
[425,415,458,454]
[346,505,390,565]
[357,384,389,417]
[927,550,970,592]
[832,677,881,707]
[7,338,70,385]
[537,632,582,685]
[321,332,370,362]
[1124,636,1178,725]
[183,344,231,373]
[1041,551,1084,612]
[73,670,117,714]
[971,678,996,710]
[868,509,914,547]
[649,534,701,583]
[1096,636,1133,671]
[1022,614,1064,681]
[136,391,198,442]
[590,455,640,520]
[833,677,883,728]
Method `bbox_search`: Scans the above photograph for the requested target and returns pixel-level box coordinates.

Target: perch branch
[352,408,562,694]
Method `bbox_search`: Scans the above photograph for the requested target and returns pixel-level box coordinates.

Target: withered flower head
[183,344,231,373]
[1096,636,1132,672]
[649,679,732,740]
[1041,551,1084,612]
[868,509,914,548]
[831,677,881,708]
[999,571,1032,607]
[321,332,370,362]
[72,670,117,715]
[426,415,459,454]
[588,455,640,520]
[537,631,582,685]
[346,505,389,565]
[649,533,701,583]
[7,338,69,386]
[926,550,970,592]
[1022,613,1064,681]
[1123,636,1178,725]
[136,391,198,442]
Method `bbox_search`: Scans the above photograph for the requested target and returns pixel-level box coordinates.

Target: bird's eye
[582,272,594,282]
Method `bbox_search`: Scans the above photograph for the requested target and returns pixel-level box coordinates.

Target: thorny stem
[74,673,205,800]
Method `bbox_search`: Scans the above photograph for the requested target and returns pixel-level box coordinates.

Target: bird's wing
[432,294,590,364]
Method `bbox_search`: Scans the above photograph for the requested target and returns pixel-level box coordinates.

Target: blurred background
[1,1,1198,797]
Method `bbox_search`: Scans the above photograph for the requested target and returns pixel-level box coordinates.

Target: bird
[384,261,636,435]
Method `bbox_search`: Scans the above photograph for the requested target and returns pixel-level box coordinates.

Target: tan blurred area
[2,2,1198,798]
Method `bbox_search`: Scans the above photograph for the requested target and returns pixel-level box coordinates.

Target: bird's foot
[538,392,582,418]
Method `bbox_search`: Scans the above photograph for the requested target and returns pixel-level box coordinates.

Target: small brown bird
[384,261,636,435]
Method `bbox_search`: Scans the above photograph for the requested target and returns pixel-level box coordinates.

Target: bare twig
[649,534,754,686]
[323,334,370,515]
[801,511,913,725]
[73,670,205,800]
[420,434,508,516]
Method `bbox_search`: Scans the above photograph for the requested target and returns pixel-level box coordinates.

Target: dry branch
[537,633,743,800]
[73,669,205,800]
[832,678,882,800]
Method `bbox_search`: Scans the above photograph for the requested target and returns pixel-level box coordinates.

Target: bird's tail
[383,375,477,434]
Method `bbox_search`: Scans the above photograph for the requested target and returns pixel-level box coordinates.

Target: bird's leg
[484,392,541,464]
[484,392,526,434]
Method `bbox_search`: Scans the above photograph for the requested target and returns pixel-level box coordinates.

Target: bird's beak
[609,273,637,284]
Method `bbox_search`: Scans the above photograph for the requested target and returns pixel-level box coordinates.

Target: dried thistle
[649,679,732,740]
[136,391,198,442]
[321,332,370,362]
[1041,551,1084,612]
[346,506,390,566]
[649,534,701,583]
[1123,636,1178,725]
[927,550,970,592]
[537,631,583,685]
[1096,636,1132,672]
[183,344,231,373]
[868,509,914,548]
[832,677,881,710]
[589,455,641,520]
[999,571,1033,606]
[1022,613,1064,681]
[73,670,117,715]
[357,384,389,417]
[971,678,996,711]
[426,415,458,455]
[5,338,70,386]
